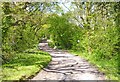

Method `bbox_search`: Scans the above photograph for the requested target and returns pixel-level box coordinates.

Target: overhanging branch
[62,3,84,28]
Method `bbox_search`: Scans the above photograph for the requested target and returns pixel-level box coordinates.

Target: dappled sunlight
[2,50,51,80]
[2,2,119,80]
[32,43,105,80]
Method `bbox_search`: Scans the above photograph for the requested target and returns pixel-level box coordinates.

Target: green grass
[69,50,119,80]
[2,49,51,80]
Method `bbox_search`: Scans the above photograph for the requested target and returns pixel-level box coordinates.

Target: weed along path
[32,42,105,80]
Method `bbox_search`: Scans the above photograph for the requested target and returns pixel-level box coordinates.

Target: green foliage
[47,14,80,49]
[48,41,55,48]
[69,2,120,80]
[2,49,51,80]
[1,2,120,80]
[1,2,45,62]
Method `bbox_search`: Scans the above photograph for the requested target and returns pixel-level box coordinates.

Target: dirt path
[32,43,105,80]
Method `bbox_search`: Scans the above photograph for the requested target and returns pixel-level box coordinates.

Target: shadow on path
[32,43,105,80]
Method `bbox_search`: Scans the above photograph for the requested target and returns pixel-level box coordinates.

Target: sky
[58,2,71,13]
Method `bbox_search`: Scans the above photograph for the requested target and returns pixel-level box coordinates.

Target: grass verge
[69,50,119,80]
[2,49,51,80]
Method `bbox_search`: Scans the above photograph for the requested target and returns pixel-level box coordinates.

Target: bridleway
[32,42,105,80]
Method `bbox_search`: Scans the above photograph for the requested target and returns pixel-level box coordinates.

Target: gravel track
[32,43,105,80]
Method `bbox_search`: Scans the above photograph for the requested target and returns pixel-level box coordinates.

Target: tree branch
[62,3,84,28]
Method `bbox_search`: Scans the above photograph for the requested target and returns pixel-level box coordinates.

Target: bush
[48,42,55,48]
